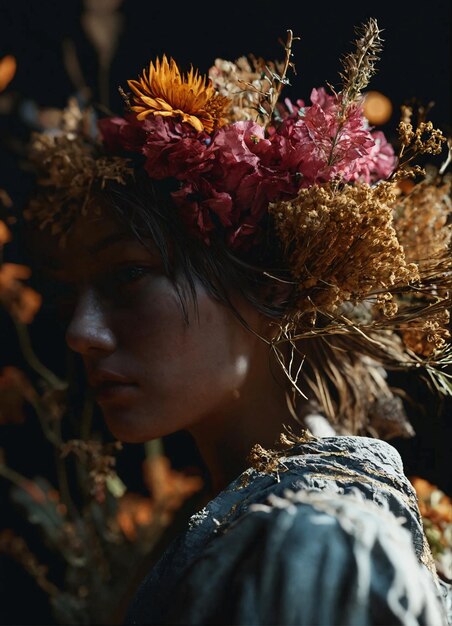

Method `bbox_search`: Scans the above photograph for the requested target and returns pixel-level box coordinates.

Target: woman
[25,18,452,625]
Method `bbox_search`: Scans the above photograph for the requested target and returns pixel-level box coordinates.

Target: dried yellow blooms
[393,173,452,268]
[401,311,451,357]
[392,105,447,181]
[270,181,419,315]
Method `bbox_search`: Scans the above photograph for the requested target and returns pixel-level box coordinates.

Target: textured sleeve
[164,489,448,626]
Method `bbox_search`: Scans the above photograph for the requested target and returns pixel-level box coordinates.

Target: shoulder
[165,487,448,625]
[232,435,421,538]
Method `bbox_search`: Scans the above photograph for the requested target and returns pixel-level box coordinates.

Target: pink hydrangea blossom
[351,130,396,183]
[277,88,376,184]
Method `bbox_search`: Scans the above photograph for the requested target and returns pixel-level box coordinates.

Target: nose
[65,287,116,356]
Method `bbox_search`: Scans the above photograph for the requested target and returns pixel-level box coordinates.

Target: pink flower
[351,130,396,183]
[141,117,214,180]
[172,179,234,240]
[228,219,263,251]
[275,88,376,185]
[98,115,148,152]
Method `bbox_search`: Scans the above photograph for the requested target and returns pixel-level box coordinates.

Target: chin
[100,404,172,443]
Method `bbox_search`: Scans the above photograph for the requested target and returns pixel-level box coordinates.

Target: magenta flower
[98,115,148,152]
[351,130,396,183]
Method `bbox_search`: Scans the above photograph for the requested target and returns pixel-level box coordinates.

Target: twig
[14,321,66,390]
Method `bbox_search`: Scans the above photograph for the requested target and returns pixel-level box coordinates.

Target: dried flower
[116,494,153,541]
[393,173,452,267]
[209,55,283,123]
[270,181,418,314]
[247,443,282,474]
[60,439,123,503]
[401,311,451,357]
[115,454,203,539]
[392,105,447,181]
[127,55,230,133]
[339,18,383,109]
[210,30,298,127]
[142,455,203,520]
[0,220,12,245]
[23,99,133,243]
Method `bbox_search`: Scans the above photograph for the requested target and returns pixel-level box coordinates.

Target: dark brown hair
[103,170,297,326]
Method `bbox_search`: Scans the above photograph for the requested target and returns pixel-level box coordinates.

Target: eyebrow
[87,232,137,254]
[39,232,152,273]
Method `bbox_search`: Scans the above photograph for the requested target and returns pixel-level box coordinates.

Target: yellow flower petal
[127,55,230,133]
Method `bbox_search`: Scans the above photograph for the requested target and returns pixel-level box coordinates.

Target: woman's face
[41,208,269,443]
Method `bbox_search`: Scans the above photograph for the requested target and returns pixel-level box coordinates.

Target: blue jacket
[126,435,452,625]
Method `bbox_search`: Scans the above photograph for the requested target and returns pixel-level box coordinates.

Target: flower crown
[24,18,452,436]
[98,33,397,251]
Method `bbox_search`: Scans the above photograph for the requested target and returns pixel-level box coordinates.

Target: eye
[113,265,152,286]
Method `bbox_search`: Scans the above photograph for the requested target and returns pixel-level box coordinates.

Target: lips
[88,370,139,404]
[94,382,139,403]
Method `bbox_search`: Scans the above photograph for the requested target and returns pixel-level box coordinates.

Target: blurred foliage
[0,11,205,621]
[411,476,452,583]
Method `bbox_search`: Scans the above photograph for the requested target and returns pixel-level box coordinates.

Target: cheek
[112,279,254,413]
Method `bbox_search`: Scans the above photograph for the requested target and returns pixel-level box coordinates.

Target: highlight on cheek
[235,355,249,378]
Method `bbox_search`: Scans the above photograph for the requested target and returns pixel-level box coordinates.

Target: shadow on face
[27,203,278,443]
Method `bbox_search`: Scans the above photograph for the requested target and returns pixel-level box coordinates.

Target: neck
[188,358,295,496]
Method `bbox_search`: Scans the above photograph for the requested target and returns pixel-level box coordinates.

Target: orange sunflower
[127,55,230,133]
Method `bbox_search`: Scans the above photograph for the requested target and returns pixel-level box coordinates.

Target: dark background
[0,1,451,624]
[0,0,451,130]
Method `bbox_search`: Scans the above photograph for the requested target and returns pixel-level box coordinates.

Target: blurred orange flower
[0,366,38,425]
[0,263,42,323]
[411,475,452,580]
[0,220,12,245]
[411,476,452,525]
[116,455,203,541]
[116,493,154,541]
[143,454,203,515]
[0,55,16,92]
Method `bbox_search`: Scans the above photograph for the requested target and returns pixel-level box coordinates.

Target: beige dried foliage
[209,55,284,123]
[209,29,296,126]
[270,181,419,315]
[391,106,447,182]
[393,174,452,267]
[339,18,384,109]
[24,99,133,241]
[389,172,452,357]
[400,310,451,358]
